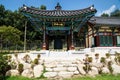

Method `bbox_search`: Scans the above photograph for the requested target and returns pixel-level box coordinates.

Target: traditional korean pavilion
[20,3,120,50]
[88,17,120,48]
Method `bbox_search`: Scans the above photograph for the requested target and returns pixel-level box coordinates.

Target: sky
[0,0,120,16]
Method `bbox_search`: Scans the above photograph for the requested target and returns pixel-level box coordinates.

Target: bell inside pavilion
[20,3,120,50]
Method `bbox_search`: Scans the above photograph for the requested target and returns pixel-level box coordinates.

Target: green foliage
[5,74,120,80]
[100,57,106,63]
[0,25,22,48]
[33,58,39,65]
[105,53,110,58]
[7,55,12,62]
[95,53,99,59]
[5,76,34,80]
[88,57,92,63]
[18,63,24,74]
[0,54,11,78]
[37,54,41,59]
[85,54,89,57]
[14,53,18,58]
[111,9,120,17]
[0,5,43,50]
[23,54,31,63]
[107,61,113,74]
[83,64,91,73]
[114,52,120,64]
[101,13,109,17]
[40,5,46,10]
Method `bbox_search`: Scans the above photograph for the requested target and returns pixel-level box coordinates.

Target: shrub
[18,63,24,74]
[33,58,39,65]
[114,57,118,64]
[95,53,99,59]
[10,61,17,69]
[106,53,110,58]
[83,65,91,73]
[107,61,113,74]
[14,53,18,58]
[100,57,106,63]
[117,56,120,64]
[37,54,41,59]
[7,55,12,62]
[88,57,92,63]
[114,52,120,64]
[115,52,120,57]
[85,54,89,58]
[0,54,11,78]
[23,54,31,63]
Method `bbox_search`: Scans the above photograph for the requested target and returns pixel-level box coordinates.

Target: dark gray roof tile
[20,5,97,17]
[90,17,120,25]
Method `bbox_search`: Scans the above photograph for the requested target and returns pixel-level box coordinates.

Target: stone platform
[7,47,120,79]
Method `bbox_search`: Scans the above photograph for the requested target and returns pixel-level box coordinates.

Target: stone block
[67,67,77,72]
[6,69,19,76]
[33,65,43,78]
[58,71,73,78]
[44,72,57,78]
[53,67,67,72]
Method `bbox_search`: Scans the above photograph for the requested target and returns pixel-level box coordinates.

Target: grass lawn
[4,74,120,80]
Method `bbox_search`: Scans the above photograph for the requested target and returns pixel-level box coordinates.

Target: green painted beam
[46,27,70,31]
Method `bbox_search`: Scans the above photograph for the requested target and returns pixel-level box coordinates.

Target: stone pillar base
[42,43,46,50]
[70,45,75,50]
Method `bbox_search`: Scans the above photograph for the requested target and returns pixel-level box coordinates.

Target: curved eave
[20,5,97,17]
[90,17,120,27]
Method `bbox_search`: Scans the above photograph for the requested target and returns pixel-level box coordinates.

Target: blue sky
[0,0,120,16]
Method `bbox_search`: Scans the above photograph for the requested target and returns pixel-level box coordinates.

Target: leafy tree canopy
[110,9,120,17]
[40,5,46,10]
[101,13,109,17]
[0,25,22,44]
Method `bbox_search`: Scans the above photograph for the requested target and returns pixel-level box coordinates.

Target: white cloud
[97,5,116,16]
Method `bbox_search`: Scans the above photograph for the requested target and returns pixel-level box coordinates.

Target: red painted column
[67,34,71,50]
[87,35,89,48]
[70,21,75,50]
[42,22,46,50]
[45,35,49,50]
[113,31,116,46]
[96,36,100,47]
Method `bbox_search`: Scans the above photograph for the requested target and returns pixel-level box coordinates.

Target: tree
[101,13,109,17]
[0,54,11,79]
[0,26,22,49]
[0,4,5,26]
[110,9,120,17]
[40,5,46,10]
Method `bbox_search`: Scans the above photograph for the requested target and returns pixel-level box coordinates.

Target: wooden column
[42,22,46,50]
[96,27,100,47]
[70,21,75,50]
[46,35,49,50]
[87,35,89,48]
[67,34,71,50]
[112,28,116,46]
[84,35,86,48]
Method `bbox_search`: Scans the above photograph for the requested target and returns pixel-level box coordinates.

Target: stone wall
[5,52,120,79]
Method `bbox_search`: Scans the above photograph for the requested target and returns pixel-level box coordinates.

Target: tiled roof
[20,5,97,17]
[90,17,120,25]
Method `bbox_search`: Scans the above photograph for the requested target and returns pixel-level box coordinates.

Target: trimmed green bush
[18,63,24,74]
[88,57,92,63]
[37,54,41,59]
[33,58,39,65]
[0,54,11,79]
[106,53,110,58]
[100,57,106,63]
[95,53,99,59]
